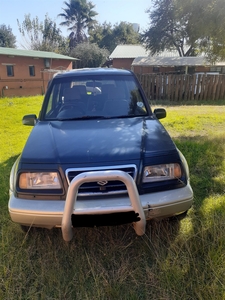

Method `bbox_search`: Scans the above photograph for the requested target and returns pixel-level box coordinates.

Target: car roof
[53,68,133,79]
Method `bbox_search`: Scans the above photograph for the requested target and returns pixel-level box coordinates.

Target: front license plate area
[71,211,140,227]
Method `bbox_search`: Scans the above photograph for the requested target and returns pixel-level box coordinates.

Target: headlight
[19,172,62,189]
[143,163,181,183]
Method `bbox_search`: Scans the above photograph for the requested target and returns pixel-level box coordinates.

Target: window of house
[210,66,221,72]
[153,67,160,73]
[187,67,195,74]
[29,65,35,76]
[6,65,14,77]
[175,66,185,74]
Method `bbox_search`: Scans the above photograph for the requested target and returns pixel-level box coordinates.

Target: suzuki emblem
[97,180,108,186]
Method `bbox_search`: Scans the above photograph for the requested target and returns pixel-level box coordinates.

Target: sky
[0,0,151,48]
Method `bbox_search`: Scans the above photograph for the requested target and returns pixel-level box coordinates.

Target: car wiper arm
[57,115,109,121]
[81,115,110,119]
[107,114,141,119]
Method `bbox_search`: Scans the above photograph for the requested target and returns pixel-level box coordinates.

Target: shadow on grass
[174,135,225,209]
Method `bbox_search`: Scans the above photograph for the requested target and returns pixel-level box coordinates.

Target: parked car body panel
[20,117,176,164]
[9,185,193,227]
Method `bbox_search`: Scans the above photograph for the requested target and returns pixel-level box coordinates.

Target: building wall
[112,58,212,74]
[132,65,211,75]
[112,58,134,70]
[0,55,73,97]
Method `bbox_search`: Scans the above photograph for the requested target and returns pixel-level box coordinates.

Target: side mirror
[22,114,37,126]
[154,108,166,120]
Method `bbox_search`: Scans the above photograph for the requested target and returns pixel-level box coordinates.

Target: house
[131,56,225,75]
[110,45,225,75]
[0,47,77,97]
[109,45,149,69]
[109,44,189,70]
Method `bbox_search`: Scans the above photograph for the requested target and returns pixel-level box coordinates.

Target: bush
[71,42,110,68]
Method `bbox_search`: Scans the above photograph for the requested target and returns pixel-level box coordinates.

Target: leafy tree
[141,0,197,57]
[0,24,16,48]
[178,0,225,61]
[70,42,109,68]
[17,14,68,53]
[89,21,141,53]
[142,0,225,61]
[89,22,113,51]
[58,0,98,49]
[111,22,141,51]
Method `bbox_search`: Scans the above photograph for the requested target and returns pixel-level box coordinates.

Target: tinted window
[43,75,148,120]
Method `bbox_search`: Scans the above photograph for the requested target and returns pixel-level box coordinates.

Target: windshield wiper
[57,115,109,121]
[81,115,110,119]
[56,114,146,121]
[107,114,146,119]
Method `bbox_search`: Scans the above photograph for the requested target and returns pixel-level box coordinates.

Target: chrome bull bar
[61,170,146,241]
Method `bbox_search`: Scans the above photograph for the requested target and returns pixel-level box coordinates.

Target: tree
[58,0,98,49]
[0,24,16,48]
[141,0,197,57]
[178,0,225,61]
[70,42,109,68]
[17,14,68,53]
[89,21,141,53]
[88,22,113,51]
[142,0,225,61]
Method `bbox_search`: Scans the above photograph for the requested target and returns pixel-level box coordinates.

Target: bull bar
[61,170,146,241]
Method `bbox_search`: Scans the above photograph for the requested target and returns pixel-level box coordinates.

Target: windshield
[42,74,148,120]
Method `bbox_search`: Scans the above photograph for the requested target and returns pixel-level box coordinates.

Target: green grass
[1,97,225,299]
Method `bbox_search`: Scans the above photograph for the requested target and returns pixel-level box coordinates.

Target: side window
[45,83,61,118]
[6,65,14,77]
[29,65,35,76]
[46,93,53,115]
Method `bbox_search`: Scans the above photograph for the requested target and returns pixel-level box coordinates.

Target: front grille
[66,165,137,196]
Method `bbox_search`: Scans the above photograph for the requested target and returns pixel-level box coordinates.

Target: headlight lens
[143,163,181,183]
[19,172,62,189]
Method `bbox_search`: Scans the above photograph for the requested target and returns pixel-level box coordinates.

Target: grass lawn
[0,96,225,299]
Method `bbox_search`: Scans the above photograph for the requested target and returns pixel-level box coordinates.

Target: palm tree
[58,0,98,49]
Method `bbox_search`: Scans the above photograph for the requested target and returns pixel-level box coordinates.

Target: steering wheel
[59,104,85,115]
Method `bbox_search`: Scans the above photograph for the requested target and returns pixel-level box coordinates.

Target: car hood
[21,117,176,165]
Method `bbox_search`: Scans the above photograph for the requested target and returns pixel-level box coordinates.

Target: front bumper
[9,171,193,241]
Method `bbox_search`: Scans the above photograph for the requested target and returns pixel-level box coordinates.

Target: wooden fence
[137,74,225,101]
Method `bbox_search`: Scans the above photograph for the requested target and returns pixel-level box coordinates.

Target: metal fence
[137,73,225,101]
